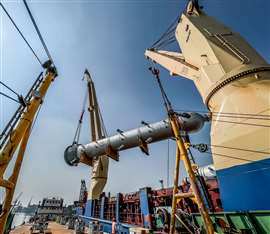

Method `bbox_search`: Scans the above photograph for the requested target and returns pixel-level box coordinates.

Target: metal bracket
[138,138,149,156]
[80,153,93,167]
[105,145,119,161]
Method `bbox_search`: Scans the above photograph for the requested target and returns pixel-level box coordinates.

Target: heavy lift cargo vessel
[65,0,270,233]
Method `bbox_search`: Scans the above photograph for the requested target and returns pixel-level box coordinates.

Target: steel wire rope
[0,91,21,104]
[0,2,43,66]
[149,65,173,112]
[210,119,270,128]
[23,0,54,65]
[73,87,88,144]
[210,114,270,121]
[191,144,270,177]
[0,81,21,97]
[174,109,270,118]
[203,151,270,167]
[173,109,270,126]
[97,103,108,138]
[207,144,270,156]
[0,81,26,106]
[150,14,180,50]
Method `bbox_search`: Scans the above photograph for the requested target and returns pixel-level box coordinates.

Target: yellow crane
[0,62,57,233]
[0,0,57,231]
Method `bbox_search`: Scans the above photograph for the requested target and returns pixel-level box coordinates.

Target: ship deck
[10,222,74,234]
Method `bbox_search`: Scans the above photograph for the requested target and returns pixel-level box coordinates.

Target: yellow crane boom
[0,62,57,233]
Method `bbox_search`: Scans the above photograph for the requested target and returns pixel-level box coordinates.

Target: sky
[0,0,269,205]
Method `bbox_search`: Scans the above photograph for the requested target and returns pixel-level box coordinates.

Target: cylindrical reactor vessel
[64,112,207,166]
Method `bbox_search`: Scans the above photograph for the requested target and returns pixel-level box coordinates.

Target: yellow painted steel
[0,125,32,233]
[0,69,56,233]
[169,112,215,234]
[169,147,181,234]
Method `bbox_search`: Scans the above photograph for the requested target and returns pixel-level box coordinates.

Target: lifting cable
[174,109,270,127]
[149,65,213,216]
[175,109,270,119]
[0,2,43,66]
[0,91,21,104]
[150,14,180,50]
[98,103,108,138]
[149,66,173,112]
[210,119,270,128]
[211,114,270,121]
[208,144,270,155]
[191,144,270,167]
[73,88,88,144]
[0,81,26,106]
[23,0,54,65]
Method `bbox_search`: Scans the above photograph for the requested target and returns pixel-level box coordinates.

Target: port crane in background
[0,0,57,232]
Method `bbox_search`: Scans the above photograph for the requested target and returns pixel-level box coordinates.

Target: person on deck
[112,218,117,234]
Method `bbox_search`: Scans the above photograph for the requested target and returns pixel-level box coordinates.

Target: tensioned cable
[150,14,180,50]
[23,0,54,65]
[191,143,270,167]
[0,2,43,66]
[149,66,173,112]
[0,91,20,104]
[73,87,88,144]
[0,81,20,97]
[204,151,270,167]
[211,119,270,128]
[210,114,270,121]
[98,104,108,138]
[174,109,270,118]
[173,109,270,127]
[208,144,270,155]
